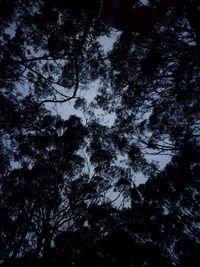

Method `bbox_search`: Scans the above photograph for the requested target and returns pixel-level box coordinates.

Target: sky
[2,0,170,191]
[45,28,171,188]
[140,0,149,5]
[4,0,171,209]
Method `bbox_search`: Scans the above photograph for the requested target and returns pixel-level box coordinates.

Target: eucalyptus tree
[94,0,200,164]
[0,95,121,265]
[1,1,200,266]
[129,139,200,266]
[0,0,108,103]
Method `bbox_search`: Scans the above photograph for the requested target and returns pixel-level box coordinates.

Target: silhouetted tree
[1,1,200,267]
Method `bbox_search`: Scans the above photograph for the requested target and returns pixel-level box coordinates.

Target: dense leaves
[1,0,200,266]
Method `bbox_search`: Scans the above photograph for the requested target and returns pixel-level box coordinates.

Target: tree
[129,140,200,265]
[0,0,108,103]
[103,0,173,32]
[0,93,130,265]
[1,1,200,266]
[95,0,200,162]
[0,96,97,264]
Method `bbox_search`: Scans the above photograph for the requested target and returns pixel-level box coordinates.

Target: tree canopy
[0,0,200,266]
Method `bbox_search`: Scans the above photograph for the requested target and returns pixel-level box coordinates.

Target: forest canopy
[0,0,200,266]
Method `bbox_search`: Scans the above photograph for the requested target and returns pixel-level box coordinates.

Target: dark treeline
[0,0,200,266]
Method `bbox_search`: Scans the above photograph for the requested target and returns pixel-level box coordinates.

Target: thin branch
[42,16,92,104]
[14,52,70,65]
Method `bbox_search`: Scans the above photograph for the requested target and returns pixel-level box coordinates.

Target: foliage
[1,0,200,266]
